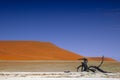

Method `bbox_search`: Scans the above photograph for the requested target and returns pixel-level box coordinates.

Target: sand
[0,41,119,80]
[0,41,116,61]
[0,72,120,80]
[0,72,120,78]
[0,41,83,60]
[0,77,119,80]
[0,60,120,72]
[0,60,120,80]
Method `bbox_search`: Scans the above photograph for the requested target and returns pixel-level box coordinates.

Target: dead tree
[77,58,89,72]
[77,56,109,73]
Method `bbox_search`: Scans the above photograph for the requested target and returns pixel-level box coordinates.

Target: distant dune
[0,41,117,61]
[88,57,117,62]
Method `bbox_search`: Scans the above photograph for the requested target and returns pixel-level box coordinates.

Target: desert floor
[0,60,120,72]
[0,60,120,79]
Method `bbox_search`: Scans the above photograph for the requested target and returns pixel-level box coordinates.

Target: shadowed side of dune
[0,41,83,60]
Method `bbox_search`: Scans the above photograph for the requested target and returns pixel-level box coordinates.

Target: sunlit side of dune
[0,41,117,61]
[0,41,83,60]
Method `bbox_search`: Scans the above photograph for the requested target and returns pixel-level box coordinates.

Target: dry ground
[0,60,120,72]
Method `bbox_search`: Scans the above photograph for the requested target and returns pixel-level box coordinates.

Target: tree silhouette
[77,56,110,73]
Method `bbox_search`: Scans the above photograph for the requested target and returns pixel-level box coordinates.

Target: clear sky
[0,0,120,61]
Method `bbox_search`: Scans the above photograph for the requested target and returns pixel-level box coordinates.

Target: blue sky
[0,0,120,61]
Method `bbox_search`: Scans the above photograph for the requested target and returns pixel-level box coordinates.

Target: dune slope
[0,41,117,61]
[0,41,83,60]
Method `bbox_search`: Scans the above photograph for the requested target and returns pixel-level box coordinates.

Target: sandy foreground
[0,61,120,80]
[0,60,120,72]
[0,72,120,80]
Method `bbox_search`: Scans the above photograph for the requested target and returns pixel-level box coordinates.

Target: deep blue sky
[0,0,120,61]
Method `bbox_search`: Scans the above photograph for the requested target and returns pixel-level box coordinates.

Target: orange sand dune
[0,41,117,61]
[0,41,83,60]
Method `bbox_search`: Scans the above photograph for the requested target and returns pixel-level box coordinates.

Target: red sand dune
[0,41,117,61]
[0,41,83,60]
